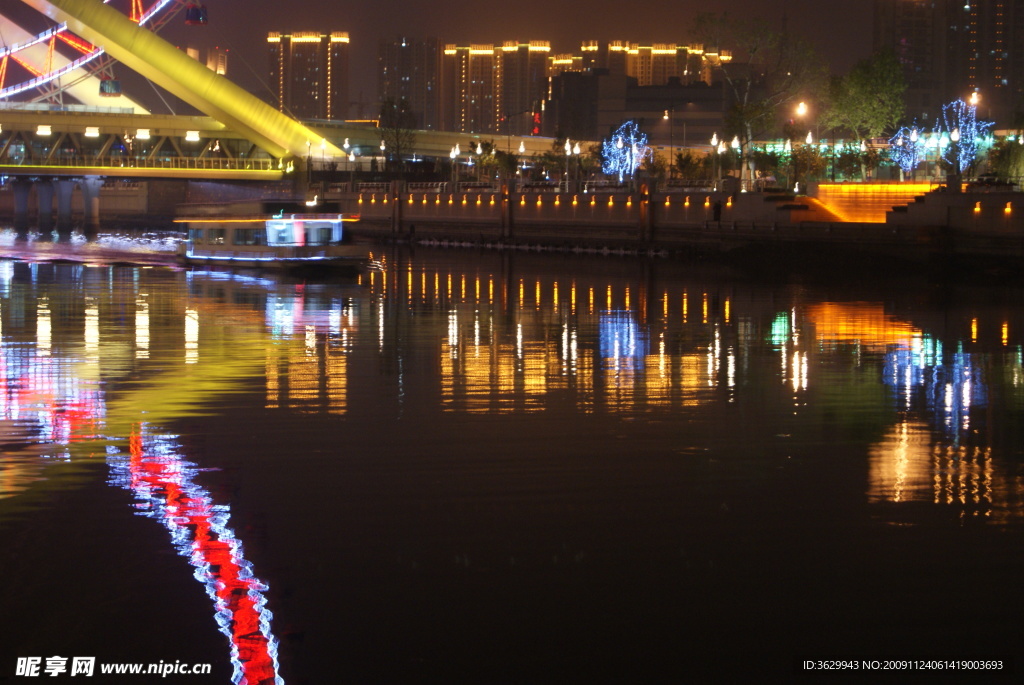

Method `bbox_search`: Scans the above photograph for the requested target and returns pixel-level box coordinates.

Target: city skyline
[158,0,873,105]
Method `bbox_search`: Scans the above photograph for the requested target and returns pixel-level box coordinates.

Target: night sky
[152,0,874,107]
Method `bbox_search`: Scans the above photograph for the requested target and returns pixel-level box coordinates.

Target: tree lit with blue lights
[602,120,651,182]
[939,98,993,172]
[887,125,925,175]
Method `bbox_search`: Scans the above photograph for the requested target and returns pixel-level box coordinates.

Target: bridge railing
[0,155,277,172]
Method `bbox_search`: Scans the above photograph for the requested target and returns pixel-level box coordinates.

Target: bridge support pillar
[12,179,32,235]
[81,176,104,238]
[36,179,55,238]
[56,179,76,235]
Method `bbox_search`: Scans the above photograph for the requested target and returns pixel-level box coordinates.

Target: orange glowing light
[572,195,578,206]
[664,197,671,206]
[1005,202,1012,213]
[57,32,95,54]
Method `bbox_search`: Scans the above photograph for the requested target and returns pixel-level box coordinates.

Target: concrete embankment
[339,185,1024,269]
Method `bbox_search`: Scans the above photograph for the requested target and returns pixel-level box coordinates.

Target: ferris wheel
[0,0,209,108]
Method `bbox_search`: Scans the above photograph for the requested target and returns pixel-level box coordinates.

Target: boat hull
[178,244,368,271]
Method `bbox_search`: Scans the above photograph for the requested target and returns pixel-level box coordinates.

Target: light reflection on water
[1,253,1024,679]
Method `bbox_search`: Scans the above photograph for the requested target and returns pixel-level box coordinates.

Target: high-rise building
[267,31,350,120]
[184,46,228,76]
[583,41,727,86]
[378,37,440,129]
[874,0,1024,124]
[441,44,499,133]
[497,41,551,134]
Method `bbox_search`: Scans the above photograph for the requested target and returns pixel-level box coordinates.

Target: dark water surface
[1,248,1022,683]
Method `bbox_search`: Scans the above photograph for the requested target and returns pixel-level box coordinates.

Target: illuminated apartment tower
[441,44,498,133]
[873,0,1024,124]
[205,47,229,76]
[548,54,584,78]
[498,41,551,135]
[588,41,724,85]
[378,37,441,129]
[267,31,350,120]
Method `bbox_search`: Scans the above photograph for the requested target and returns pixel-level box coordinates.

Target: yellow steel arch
[18,0,343,160]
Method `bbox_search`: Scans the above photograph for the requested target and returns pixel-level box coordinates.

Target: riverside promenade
[338,181,1024,266]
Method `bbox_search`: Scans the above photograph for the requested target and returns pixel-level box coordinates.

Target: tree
[674,150,713,180]
[820,51,906,142]
[378,97,417,172]
[692,12,826,180]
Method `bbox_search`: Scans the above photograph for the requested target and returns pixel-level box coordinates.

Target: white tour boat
[176,200,367,271]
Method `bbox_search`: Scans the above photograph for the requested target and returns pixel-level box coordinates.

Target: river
[1,245,1021,682]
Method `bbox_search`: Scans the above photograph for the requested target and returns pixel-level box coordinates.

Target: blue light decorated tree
[939,98,993,172]
[887,124,925,177]
[602,120,651,183]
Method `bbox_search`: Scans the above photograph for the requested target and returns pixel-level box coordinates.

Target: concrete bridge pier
[12,179,32,235]
[80,177,104,238]
[56,179,77,235]
[36,179,55,238]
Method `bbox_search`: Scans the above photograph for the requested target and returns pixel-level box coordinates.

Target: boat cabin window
[233,228,267,246]
[267,222,296,245]
[309,224,336,245]
[188,228,204,244]
[207,228,226,245]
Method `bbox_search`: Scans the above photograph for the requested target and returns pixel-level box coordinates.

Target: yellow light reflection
[185,308,199,364]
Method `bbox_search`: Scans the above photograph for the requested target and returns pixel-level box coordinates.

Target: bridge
[0,0,557,227]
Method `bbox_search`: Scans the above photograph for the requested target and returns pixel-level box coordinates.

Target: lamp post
[564,139,571,192]
[793,102,809,193]
[710,133,719,183]
[731,135,740,182]
[664,108,674,179]
[572,143,580,192]
[450,146,458,189]
[950,127,962,190]
[343,138,352,189]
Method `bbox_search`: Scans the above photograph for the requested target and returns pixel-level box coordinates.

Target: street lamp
[710,133,719,181]
[664,108,674,179]
[450,146,458,188]
[731,135,740,181]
